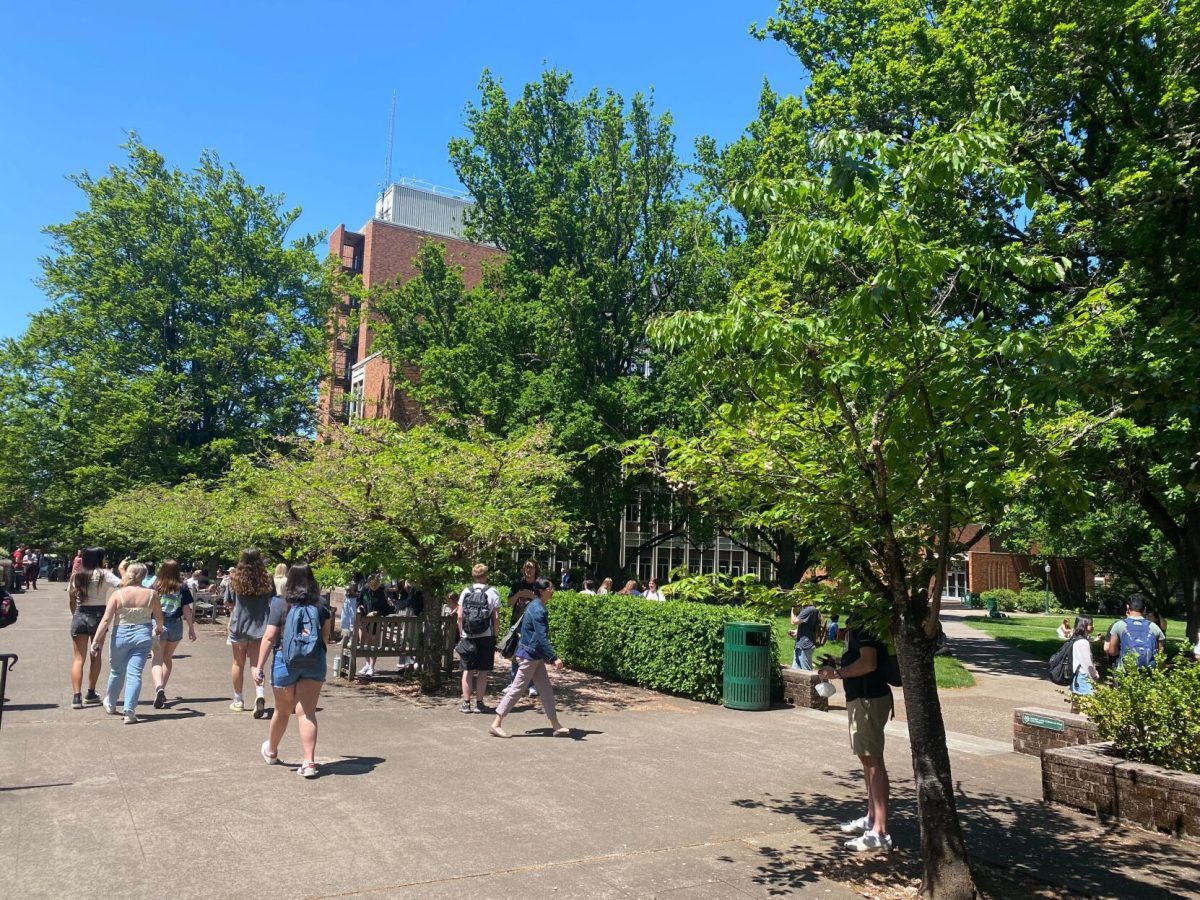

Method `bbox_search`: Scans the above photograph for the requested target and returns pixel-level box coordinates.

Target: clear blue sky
[0,2,804,341]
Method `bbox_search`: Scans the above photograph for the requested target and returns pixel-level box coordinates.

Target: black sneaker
[153,688,166,709]
[474,701,487,714]
[84,690,100,704]
[71,693,83,710]
[459,701,473,714]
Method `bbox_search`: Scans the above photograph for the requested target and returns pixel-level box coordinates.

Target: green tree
[401,69,726,575]
[750,0,1200,637]
[650,123,1105,897]
[0,136,326,545]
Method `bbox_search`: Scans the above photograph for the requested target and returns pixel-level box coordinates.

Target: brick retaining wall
[1043,742,1200,842]
[780,667,829,711]
[1013,706,1098,757]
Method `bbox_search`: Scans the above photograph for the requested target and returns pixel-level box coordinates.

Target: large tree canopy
[749,0,1200,638]
[0,137,326,544]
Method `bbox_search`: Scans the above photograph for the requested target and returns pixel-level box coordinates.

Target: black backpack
[1048,639,1074,685]
[461,587,492,637]
[883,644,902,687]
[0,591,17,628]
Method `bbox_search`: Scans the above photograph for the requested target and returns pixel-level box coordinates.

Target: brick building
[321,181,501,428]
[942,525,1094,601]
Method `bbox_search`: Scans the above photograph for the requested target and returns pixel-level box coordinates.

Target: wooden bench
[192,590,222,624]
[337,613,458,678]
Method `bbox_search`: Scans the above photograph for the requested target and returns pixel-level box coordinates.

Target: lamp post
[1044,562,1052,614]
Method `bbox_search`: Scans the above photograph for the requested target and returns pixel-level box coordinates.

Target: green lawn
[963,613,1189,662]
[772,616,975,689]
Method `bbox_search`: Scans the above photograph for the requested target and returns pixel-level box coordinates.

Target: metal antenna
[382,90,396,192]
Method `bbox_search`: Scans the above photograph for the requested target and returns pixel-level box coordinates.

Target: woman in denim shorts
[253,562,331,778]
[68,547,122,710]
[226,549,275,717]
[149,560,196,709]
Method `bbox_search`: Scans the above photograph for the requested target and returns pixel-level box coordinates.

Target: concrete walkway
[1,585,1196,899]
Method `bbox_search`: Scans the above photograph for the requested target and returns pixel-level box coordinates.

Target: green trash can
[723,622,772,710]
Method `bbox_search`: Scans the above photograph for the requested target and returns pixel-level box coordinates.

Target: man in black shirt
[789,604,820,670]
[508,559,541,698]
[818,616,894,853]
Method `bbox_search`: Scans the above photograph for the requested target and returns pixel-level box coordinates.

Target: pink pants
[496,658,556,719]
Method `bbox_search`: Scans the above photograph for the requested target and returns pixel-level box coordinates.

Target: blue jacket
[516,597,557,662]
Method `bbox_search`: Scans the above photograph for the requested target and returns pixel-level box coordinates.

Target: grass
[963,613,1190,662]
[772,616,976,689]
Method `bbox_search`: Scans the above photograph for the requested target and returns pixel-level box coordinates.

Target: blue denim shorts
[161,618,184,643]
[272,650,326,687]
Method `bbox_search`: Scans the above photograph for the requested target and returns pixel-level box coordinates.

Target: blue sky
[0,2,804,341]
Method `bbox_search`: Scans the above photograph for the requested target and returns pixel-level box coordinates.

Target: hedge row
[980,587,1057,614]
[533,591,777,703]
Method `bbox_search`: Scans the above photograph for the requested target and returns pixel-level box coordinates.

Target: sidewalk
[1,585,1196,899]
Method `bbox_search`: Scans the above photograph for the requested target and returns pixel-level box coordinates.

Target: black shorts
[70,605,105,637]
[459,635,496,672]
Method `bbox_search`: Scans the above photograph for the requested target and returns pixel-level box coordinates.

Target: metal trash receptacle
[723,622,772,710]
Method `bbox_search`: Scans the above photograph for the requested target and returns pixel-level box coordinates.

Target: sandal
[489,724,511,739]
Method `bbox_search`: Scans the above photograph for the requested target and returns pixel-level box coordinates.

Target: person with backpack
[788,603,823,670]
[458,564,501,713]
[1067,616,1099,696]
[1104,594,1165,672]
[148,560,196,709]
[489,577,571,739]
[253,561,331,778]
[817,615,895,853]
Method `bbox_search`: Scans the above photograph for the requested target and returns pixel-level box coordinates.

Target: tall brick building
[321,181,501,427]
[942,525,1094,601]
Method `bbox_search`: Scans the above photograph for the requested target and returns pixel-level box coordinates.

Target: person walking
[1105,594,1166,672]
[226,549,275,716]
[90,562,164,724]
[458,564,501,713]
[149,560,196,708]
[489,577,571,739]
[24,548,40,590]
[340,571,364,640]
[817,616,894,853]
[273,563,289,598]
[507,559,541,700]
[356,573,393,677]
[253,562,331,778]
[1069,616,1099,698]
[68,547,122,709]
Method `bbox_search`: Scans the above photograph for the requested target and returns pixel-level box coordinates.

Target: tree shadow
[731,770,1198,898]
[317,755,385,776]
[1,703,58,712]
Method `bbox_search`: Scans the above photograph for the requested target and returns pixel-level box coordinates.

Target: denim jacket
[516,597,557,663]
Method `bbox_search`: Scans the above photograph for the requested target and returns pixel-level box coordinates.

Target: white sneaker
[844,831,893,853]
[838,816,871,834]
[358,664,371,676]
[260,740,280,765]
[102,699,116,715]
[364,663,374,676]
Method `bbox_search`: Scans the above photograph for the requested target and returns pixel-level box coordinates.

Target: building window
[942,557,967,599]
[348,375,365,421]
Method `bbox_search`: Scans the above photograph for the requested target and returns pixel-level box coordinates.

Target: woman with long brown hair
[226,548,275,716]
[68,547,122,710]
[149,560,196,708]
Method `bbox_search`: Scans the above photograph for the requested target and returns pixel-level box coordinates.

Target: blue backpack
[283,602,323,668]
[1118,617,1157,669]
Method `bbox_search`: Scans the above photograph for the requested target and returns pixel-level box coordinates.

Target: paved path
[1,585,1196,899]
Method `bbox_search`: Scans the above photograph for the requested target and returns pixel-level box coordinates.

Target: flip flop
[489,725,511,739]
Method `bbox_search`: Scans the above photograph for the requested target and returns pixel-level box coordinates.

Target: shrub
[545,591,778,702]
[1015,589,1054,613]
[979,588,1020,612]
[1077,657,1200,774]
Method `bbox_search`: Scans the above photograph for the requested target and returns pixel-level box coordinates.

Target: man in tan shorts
[818,616,894,853]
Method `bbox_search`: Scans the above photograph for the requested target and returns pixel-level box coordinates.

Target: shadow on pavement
[320,755,385,776]
[512,727,602,741]
[1,703,58,712]
[140,709,205,722]
[732,771,1196,898]
[0,782,73,793]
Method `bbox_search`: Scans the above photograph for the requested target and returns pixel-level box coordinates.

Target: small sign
[1021,713,1066,733]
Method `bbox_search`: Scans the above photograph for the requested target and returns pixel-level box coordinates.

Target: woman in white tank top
[90,561,163,724]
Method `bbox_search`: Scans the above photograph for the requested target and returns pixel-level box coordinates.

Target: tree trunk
[592,518,624,583]
[894,606,977,899]
[1182,514,1200,644]
[419,577,447,690]
[775,532,801,588]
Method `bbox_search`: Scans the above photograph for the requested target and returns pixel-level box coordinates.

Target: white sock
[234,693,243,703]
[255,684,265,698]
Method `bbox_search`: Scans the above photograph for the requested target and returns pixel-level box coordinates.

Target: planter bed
[1043,742,1200,842]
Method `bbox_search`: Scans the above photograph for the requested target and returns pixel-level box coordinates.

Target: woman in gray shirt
[226,548,275,717]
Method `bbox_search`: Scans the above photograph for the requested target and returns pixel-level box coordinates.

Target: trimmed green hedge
[981,587,1057,614]
[535,591,778,703]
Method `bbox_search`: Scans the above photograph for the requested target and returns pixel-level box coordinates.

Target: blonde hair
[122,562,148,586]
[472,563,488,580]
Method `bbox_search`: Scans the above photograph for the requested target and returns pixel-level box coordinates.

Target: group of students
[67,546,331,777]
[580,576,665,601]
[1058,593,1173,697]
